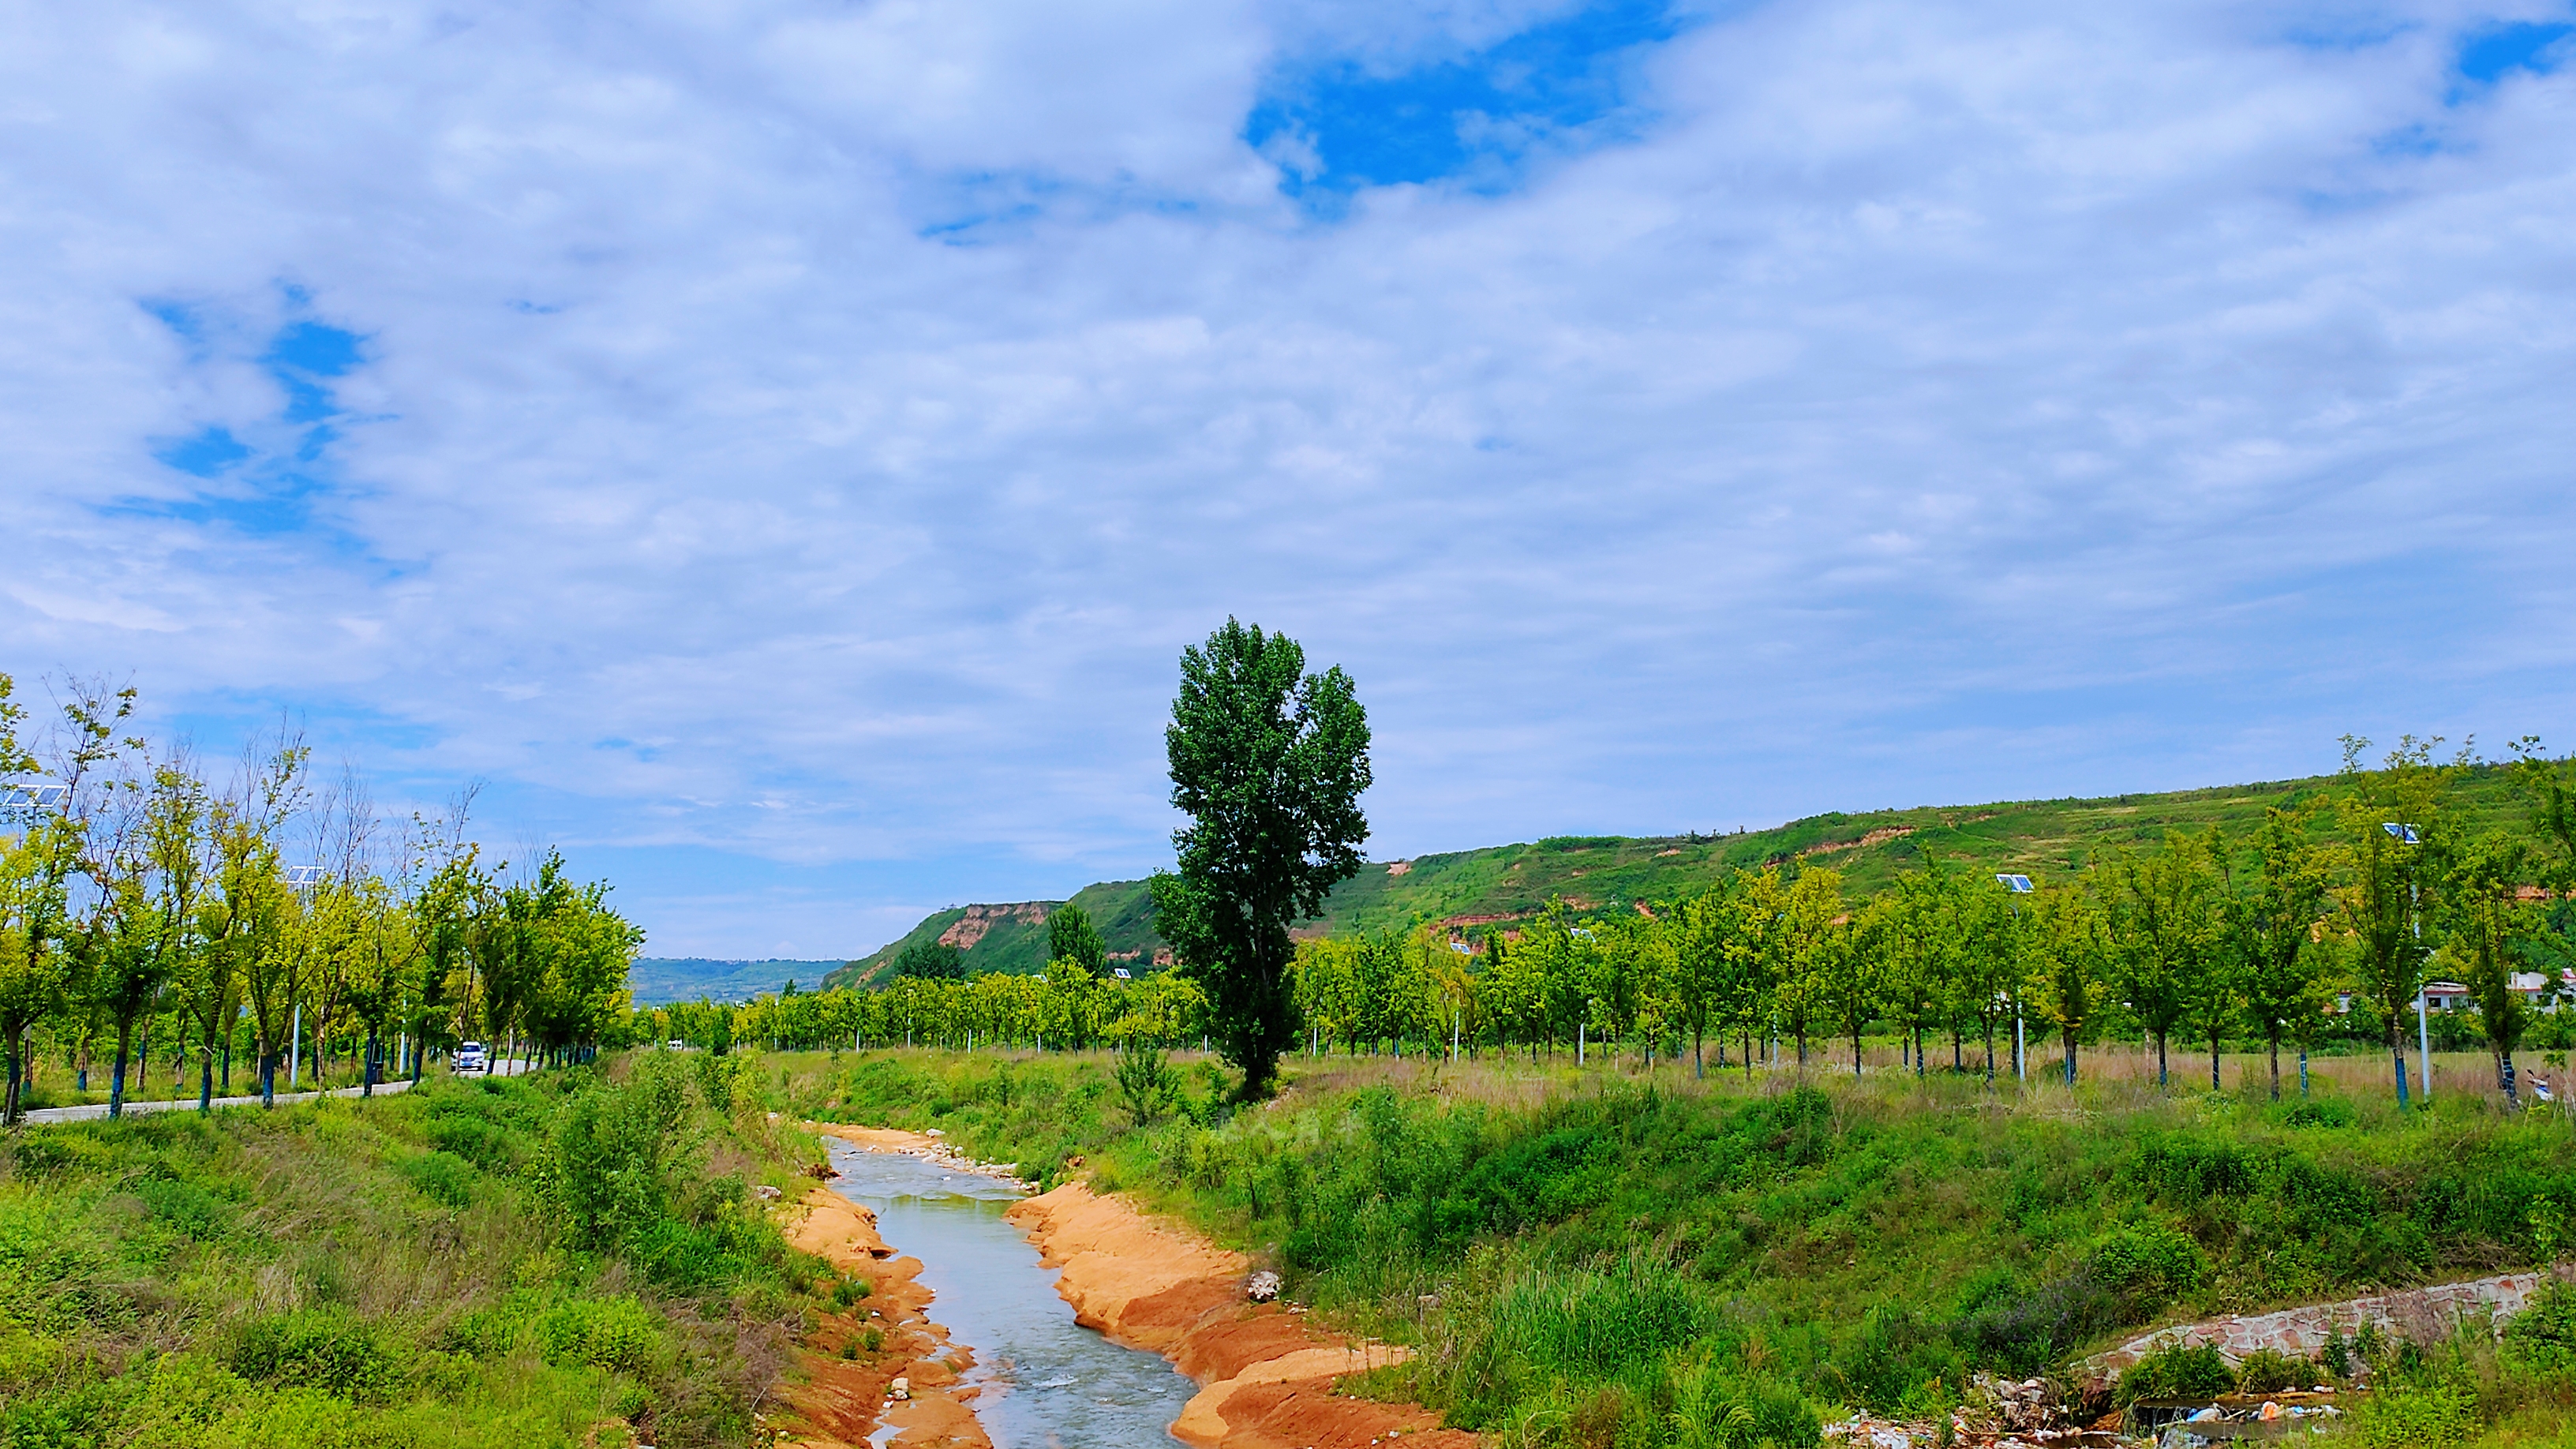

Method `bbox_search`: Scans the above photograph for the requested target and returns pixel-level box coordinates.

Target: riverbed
[823,1139,1196,1447]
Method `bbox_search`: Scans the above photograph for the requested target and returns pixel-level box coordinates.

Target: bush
[227,1312,408,1404]
[2117,1339,2233,1405]
[2086,1223,2204,1301]
[2234,1346,2311,1395]
[2504,1282,2576,1374]
[2349,1382,2477,1447]
[399,1150,479,1209]
[1114,1039,1180,1125]
[534,1294,663,1373]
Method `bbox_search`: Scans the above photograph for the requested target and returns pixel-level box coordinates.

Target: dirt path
[1007,1181,1477,1449]
[774,1136,993,1449]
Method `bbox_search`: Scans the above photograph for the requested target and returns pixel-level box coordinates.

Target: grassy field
[0,1054,840,1449]
[826,762,2545,987]
[754,1039,2576,1447]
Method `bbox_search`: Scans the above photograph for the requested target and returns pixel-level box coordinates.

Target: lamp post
[283,865,330,1091]
[2386,824,2429,1107]
[1998,874,2033,1081]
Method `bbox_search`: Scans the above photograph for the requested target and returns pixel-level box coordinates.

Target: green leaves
[1157,619,1372,1097]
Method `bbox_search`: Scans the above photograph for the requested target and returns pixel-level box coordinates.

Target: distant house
[2423,981,2471,1013]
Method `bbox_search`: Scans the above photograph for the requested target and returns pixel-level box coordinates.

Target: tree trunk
[2500,1050,2519,1108]
[2392,1039,2411,1109]
[2061,1028,2079,1087]
[1984,1022,1997,1088]
[2299,1046,2310,1099]
[199,1026,217,1111]
[2155,1032,2168,1088]
[260,1051,277,1108]
[110,1017,134,1118]
[2211,1034,2222,1092]
[2267,1034,2281,1103]
[2,1032,21,1126]
[1693,1026,1703,1080]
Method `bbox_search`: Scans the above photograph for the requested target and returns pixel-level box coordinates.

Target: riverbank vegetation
[0,1051,835,1449]
[754,1043,2576,1447]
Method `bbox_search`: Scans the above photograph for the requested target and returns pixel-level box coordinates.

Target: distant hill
[628,958,852,1006]
[822,764,2537,991]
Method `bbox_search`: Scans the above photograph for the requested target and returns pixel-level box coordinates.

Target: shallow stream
[824,1140,1195,1447]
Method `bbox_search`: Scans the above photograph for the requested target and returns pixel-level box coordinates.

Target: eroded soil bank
[1005,1181,1477,1449]
[785,1122,1477,1449]
[777,1140,992,1449]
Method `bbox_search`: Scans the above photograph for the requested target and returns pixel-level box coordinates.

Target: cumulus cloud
[1,0,2570,953]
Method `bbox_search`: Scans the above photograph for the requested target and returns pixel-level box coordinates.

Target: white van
[454,1041,488,1073]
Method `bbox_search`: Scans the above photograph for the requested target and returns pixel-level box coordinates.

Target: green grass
[0,1053,838,1449]
[824,762,2546,988]
[758,1042,2576,1447]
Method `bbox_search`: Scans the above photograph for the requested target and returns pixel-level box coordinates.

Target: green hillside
[826,763,2536,990]
[627,957,848,1005]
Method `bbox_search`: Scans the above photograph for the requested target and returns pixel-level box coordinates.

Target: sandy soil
[774,1181,992,1449]
[1007,1182,1477,1449]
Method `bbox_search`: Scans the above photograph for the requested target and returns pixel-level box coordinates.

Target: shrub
[2349,1383,2477,1447]
[2086,1223,2204,1301]
[2503,1282,2576,1374]
[534,1295,664,1373]
[399,1150,479,1209]
[2234,1346,2310,1395]
[227,1312,408,1404]
[2117,1339,2232,1405]
[1114,1039,1180,1125]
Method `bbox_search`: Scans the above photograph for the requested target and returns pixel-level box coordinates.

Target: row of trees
[0,676,645,1124]
[1287,736,2576,1108]
[653,955,1211,1057]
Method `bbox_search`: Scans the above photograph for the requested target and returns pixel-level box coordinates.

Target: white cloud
[0,0,2570,955]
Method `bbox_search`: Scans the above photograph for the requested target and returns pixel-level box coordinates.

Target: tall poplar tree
[1149,620,1370,1099]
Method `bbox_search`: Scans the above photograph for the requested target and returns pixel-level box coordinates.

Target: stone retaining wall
[2091,1264,2574,1379]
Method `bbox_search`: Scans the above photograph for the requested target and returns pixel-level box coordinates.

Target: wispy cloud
[1,0,2570,954]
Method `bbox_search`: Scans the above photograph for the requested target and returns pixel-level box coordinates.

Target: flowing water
[825,1139,1196,1447]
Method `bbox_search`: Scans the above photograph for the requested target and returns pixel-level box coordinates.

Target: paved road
[17,1057,537,1125]
[22,1076,417,1124]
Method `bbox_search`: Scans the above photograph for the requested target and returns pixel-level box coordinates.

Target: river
[823,1139,1196,1447]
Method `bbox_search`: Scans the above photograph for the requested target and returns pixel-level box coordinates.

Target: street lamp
[2385,824,2429,1107]
[283,865,332,1090]
[1998,874,2033,1081]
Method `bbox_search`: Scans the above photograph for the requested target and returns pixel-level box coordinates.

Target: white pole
[2418,993,2433,1106]
[290,1004,301,1088]
[1578,1021,1586,1066]
[2015,1012,2026,1083]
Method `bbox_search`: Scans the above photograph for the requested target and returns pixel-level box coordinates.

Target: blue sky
[4,0,2574,957]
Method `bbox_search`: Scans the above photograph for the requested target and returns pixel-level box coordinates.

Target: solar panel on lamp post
[0,784,69,837]
[2385,824,2430,1106]
[1998,875,2034,1082]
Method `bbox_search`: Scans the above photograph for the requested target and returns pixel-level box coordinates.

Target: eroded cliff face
[937,902,1053,951]
[1005,1182,1478,1449]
